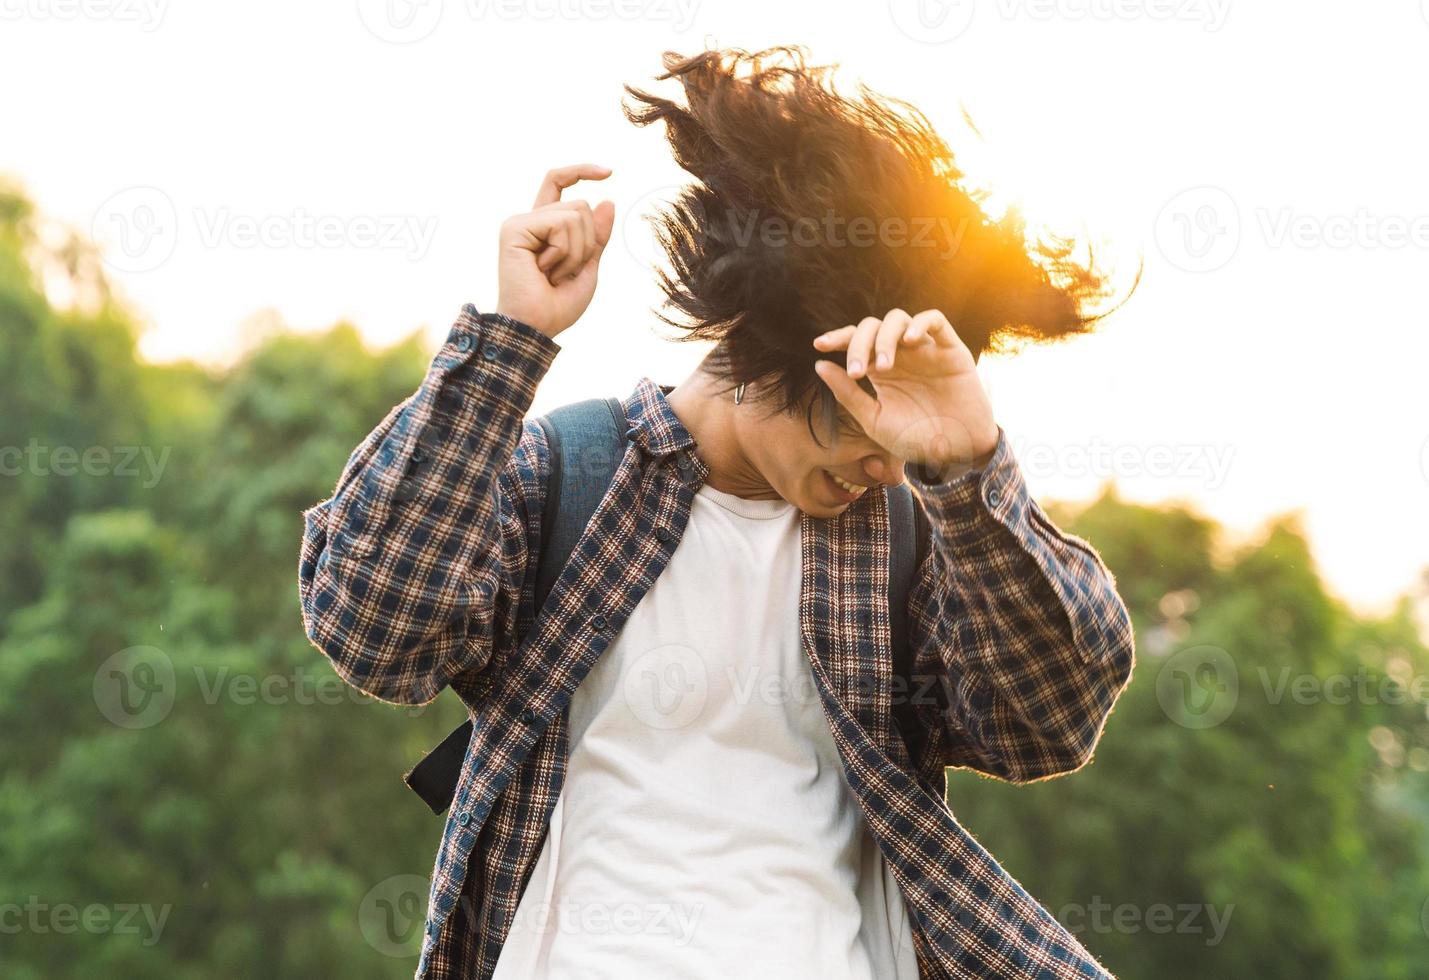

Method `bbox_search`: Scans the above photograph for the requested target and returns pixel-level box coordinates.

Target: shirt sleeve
[903,427,1136,783]
[297,304,557,706]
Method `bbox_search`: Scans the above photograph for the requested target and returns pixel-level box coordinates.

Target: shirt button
[625,427,639,442]
[592,614,607,630]
[518,708,537,724]
[655,527,673,543]
[454,334,473,353]
[481,345,499,361]
[987,488,1001,508]
[456,809,472,826]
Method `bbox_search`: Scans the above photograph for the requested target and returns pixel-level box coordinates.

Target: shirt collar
[622,377,699,458]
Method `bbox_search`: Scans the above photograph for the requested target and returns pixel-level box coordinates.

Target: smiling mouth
[823,469,869,501]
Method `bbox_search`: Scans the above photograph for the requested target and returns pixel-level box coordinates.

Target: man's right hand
[494,164,616,339]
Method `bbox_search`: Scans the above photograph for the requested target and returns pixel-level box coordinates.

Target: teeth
[829,472,867,495]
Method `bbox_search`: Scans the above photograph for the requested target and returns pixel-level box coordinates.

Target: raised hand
[494,164,616,339]
[812,308,999,474]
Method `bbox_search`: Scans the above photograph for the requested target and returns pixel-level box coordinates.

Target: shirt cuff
[903,425,1017,525]
[904,426,1116,666]
[330,305,558,558]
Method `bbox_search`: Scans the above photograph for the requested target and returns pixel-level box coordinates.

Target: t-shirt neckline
[695,483,797,520]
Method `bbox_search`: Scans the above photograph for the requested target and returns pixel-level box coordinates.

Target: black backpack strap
[404,397,628,815]
[886,483,932,766]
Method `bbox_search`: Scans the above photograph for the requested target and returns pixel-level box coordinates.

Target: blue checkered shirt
[298,305,1136,979]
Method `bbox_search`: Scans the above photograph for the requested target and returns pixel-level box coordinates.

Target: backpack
[404,398,929,814]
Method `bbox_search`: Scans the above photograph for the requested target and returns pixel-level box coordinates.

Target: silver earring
[733,382,746,405]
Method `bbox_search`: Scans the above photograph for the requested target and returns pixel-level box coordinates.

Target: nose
[861,453,905,487]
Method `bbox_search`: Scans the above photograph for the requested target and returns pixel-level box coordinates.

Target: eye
[834,412,865,438]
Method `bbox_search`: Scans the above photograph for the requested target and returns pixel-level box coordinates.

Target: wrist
[926,423,998,470]
[495,305,556,339]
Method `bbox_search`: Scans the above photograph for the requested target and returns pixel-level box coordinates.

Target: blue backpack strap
[533,397,628,611]
[886,483,932,766]
[405,396,627,815]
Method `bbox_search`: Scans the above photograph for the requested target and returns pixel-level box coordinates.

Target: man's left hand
[813,308,998,474]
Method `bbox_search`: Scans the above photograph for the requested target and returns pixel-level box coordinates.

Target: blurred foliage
[2,183,1427,977]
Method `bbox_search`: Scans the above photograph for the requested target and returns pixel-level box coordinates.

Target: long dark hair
[624,45,1132,423]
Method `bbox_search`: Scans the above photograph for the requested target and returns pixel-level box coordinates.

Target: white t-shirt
[491,483,919,979]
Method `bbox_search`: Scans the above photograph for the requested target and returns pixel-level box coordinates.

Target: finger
[546,201,599,266]
[503,207,578,251]
[533,164,613,208]
[566,202,615,288]
[904,309,941,346]
[812,325,856,351]
[548,210,593,281]
[590,200,615,256]
[533,219,570,275]
[873,309,912,371]
[575,201,596,253]
[909,308,959,349]
[534,198,597,213]
[846,315,885,380]
[814,359,880,431]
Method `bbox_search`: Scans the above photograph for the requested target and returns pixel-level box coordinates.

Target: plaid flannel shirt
[298,304,1136,979]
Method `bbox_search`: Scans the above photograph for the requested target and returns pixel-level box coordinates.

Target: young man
[300,48,1135,980]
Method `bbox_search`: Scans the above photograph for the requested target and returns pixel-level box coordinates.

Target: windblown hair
[624,46,1130,421]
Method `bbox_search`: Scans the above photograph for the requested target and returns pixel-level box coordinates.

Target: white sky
[2,0,1427,615]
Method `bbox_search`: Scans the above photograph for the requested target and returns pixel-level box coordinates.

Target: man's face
[734,395,905,518]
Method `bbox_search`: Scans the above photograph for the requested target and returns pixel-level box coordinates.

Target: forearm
[297,305,558,705]
[908,428,1136,781]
